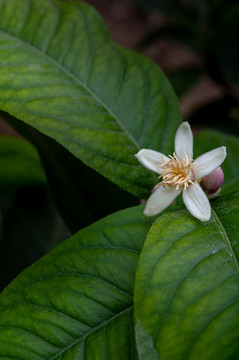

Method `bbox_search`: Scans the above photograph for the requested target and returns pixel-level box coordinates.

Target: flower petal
[193,146,227,179]
[144,186,179,216]
[175,121,193,161]
[183,183,211,221]
[135,149,169,174]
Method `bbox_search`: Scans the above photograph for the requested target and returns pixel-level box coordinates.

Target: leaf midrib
[49,305,133,359]
[212,208,239,274]
[0,29,141,151]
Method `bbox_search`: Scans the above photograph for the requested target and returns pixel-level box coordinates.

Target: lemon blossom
[135,122,227,222]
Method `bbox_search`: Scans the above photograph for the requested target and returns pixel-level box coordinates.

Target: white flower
[135,122,227,222]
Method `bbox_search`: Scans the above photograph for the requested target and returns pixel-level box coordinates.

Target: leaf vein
[212,208,239,274]
[48,306,133,360]
[0,28,141,150]
[185,298,239,359]
[0,324,60,353]
[153,245,228,339]
[20,299,93,330]
[22,271,132,299]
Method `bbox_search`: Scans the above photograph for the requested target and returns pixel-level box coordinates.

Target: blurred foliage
[131,0,239,134]
[0,136,46,186]
[0,135,70,291]
[0,185,70,291]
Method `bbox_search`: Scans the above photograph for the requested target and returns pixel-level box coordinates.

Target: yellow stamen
[158,153,196,190]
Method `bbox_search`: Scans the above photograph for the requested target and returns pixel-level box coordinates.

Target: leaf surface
[134,192,239,360]
[0,205,153,359]
[0,0,182,197]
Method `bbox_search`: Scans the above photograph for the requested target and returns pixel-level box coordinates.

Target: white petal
[135,149,169,175]
[193,146,227,179]
[175,121,193,161]
[144,186,180,216]
[183,183,211,222]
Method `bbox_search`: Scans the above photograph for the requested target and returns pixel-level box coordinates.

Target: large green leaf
[134,191,239,360]
[0,205,154,359]
[0,0,182,198]
[194,130,239,195]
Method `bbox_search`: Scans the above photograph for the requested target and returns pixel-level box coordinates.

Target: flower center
[158,153,195,190]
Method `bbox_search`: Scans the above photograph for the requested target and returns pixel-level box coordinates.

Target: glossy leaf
[194,130,239,195]
[134,191,239,360]
[0,0,182,198]
[0,205,154,359]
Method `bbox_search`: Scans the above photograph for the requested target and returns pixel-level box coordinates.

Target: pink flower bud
[200,167,224,198]
[207,187,221,199]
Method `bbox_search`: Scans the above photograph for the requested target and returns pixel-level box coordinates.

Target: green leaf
[0,205,153,359]
[134,192,239,360]
[0,135,46,186]
[0,0,182,198]
[194,130,239,196]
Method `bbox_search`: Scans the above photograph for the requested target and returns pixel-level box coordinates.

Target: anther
[157,153,194,190]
